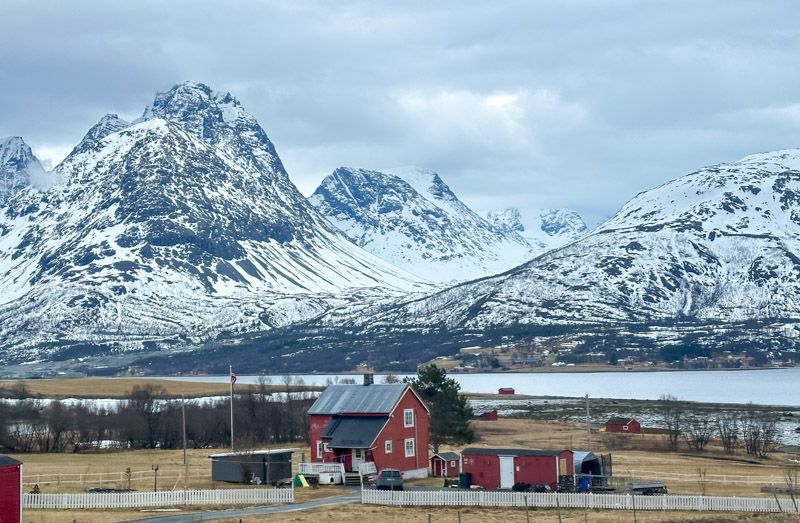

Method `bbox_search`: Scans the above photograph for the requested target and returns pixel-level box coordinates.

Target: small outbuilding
[498,387,515,395]
[430,452,460,477]
[210,448,296,484]
[0,455,22,523]
[480,409,499,421]
[461,448,573,491]
[604,417,642,434]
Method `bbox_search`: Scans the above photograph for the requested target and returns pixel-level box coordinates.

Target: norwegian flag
[230,369,237,385]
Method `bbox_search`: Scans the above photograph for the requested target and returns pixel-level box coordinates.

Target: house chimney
[363,373,374,386]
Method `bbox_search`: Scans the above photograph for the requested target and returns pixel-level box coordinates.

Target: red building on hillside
[308,380,430,479]
[461,448,573,491]
[0,455,22,523]
[604,417,642,434]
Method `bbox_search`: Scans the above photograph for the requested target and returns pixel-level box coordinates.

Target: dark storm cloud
[1,0,799,224]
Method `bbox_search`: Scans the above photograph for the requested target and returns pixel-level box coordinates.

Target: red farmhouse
[604,417,642,434]
[498,387,515,395]
[0,455,22,523]
[430,452,460,478]
[308,381,430,479]
[461,448,573,491]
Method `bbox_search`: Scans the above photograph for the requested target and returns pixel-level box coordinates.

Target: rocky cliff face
[309,166,535,282]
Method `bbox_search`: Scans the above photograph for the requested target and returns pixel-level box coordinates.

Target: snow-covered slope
[343,149,800,329]
[309,166,535,282]
[486,207,587,251]
[0,136,47,205]
[0,82,422,362]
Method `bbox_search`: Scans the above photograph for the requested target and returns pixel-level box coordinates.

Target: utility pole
[585,394,591,446]
[151,464,159,492]
[182,395,188,492]
[230,365,235,451]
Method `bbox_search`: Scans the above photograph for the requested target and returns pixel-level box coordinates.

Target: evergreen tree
[406,364,474,453]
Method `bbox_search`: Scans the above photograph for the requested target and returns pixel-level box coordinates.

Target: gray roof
[462,448,570,457]
[308,383,407,415]
[209,448,297,459]
[434,452,460,461]
[0,455,21,466]
[322,416,388,448]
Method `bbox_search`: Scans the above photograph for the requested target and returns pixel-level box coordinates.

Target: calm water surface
[158,368,800,406]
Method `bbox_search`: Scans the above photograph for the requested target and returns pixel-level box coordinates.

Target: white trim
[404,408,415,428]
[404,438,415,458]
[316,440,323,459]
[384,440,392,454]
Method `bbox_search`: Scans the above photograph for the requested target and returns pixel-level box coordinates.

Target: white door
[352,448,365,471]
[499,456,515,489]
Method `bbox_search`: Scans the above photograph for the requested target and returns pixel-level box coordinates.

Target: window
[404,438,415,458]
[316,440,323,459]
[404,408,415,427]
[355,448,363,459]
[385,440,392,453]
[450,460,457,467]
[323,443,330,452]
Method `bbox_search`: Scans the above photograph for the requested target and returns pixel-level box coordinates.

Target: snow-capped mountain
[0,82,422,363]
[309,166,535,282]
[486,207,587,251]
[0,136,46,206]
[341,149,800,330]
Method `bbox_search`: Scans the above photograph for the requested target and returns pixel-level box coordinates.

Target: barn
[0,455,22,523]
[497,387,515,395]
[430,452,460,477]
[308,378,430,479]
[461,448,573,491]
[209,449,296,484]
[604,417,642,434]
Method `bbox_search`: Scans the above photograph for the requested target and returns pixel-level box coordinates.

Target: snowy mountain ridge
[338,148,800,332]
[309,165,536,282]
[0,136,48,205]
[0,82,424,364]
[486,207,588,251]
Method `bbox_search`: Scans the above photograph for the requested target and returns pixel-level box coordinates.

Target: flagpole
[229,365,234,451]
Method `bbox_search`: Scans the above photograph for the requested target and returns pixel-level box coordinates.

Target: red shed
[308,380,430,479]
[604,417,642,434]
[498,387,515,395]
[480,409,498,421]
[461,448,573,491]
[0,455,22,523]
[430,452,460,477]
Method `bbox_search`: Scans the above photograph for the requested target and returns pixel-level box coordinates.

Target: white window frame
[323,442,330,452]
[316,440,323,459]
[355,448,363,459]
[404,408,415,427]
[404,437,415,458]
[385,440,392,454]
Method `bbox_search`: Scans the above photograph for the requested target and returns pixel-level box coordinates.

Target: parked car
[375,468,404,490]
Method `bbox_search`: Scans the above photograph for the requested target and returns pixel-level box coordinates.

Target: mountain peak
[67,113,131,159]
[0,136,46,204]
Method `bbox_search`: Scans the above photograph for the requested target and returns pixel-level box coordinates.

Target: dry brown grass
[239,505,800,522]
[457,418,794,497]
[0,378,320,399]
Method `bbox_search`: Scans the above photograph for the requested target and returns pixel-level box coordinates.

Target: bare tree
[684,416,715,452]
[716,413,739,455]
[659,394,683,451]
[741,406,778,458]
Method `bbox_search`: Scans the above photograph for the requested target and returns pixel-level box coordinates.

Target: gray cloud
[1,0,799,225]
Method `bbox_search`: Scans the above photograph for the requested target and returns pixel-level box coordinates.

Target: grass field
[0,378,321,399]
[13,416,800,521]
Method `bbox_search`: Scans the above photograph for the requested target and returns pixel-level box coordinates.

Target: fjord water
[161,368,800,406]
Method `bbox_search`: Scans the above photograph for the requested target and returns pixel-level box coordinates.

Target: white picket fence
[24,487,293,509]
[361,488,799,513]
[299,462,345,475]
[23,469,207,487]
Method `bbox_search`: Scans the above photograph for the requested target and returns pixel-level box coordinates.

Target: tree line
[659,395,780,457]
[0,379,315,453]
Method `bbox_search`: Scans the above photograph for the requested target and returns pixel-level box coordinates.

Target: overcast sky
[2,1,799,225]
